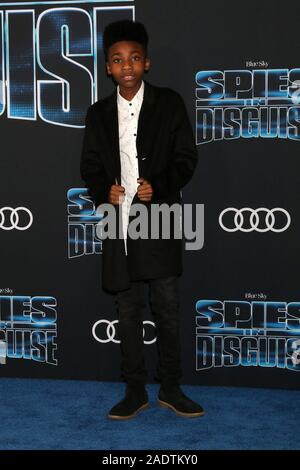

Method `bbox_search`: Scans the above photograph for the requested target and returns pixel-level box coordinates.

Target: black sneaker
[108,385,149,420]
[158,386,204,418]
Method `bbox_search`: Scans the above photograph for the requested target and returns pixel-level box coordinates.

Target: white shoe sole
[158,399,205,418]
[108,402,149,420]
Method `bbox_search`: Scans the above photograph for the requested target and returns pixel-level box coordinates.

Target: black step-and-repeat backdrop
[1,0,300,389]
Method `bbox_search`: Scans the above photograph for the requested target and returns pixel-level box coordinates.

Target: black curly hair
[103,19,149,61]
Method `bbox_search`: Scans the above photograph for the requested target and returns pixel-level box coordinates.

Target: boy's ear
[106,63,111,75]
[144,58,151,71]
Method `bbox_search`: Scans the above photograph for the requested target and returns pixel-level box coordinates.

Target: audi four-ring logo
[0,207,33,231]
[219,207,291,233]
[92,319,157,344]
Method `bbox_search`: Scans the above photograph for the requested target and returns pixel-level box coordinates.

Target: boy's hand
[108,182,125,205]
[137,178,153,202]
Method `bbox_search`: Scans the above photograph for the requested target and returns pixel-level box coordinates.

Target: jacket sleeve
[80,106,111,207]
[150,93,198,200]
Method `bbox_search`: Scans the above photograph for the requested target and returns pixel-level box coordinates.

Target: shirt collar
[117,80,144,111]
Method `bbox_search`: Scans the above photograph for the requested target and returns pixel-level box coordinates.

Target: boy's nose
[122,60,133,70]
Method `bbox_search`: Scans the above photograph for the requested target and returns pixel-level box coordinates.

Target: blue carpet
[0,378,298,450]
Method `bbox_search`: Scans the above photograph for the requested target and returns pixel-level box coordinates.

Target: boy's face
[106,40,150,91]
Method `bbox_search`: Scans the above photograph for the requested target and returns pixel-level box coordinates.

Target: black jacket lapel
[101,88,121,183]
[136,79,156,168]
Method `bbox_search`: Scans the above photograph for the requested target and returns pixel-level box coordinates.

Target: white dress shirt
[117,80,144,255]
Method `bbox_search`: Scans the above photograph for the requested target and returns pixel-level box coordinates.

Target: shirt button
[131,113,134,116]
[134,133,136,136]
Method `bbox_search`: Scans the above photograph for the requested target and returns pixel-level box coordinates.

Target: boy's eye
[111,56,141,63]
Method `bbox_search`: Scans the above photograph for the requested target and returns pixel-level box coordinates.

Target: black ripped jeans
[114,276,182,387]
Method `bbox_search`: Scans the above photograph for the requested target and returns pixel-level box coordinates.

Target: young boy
[80,19,204,419]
